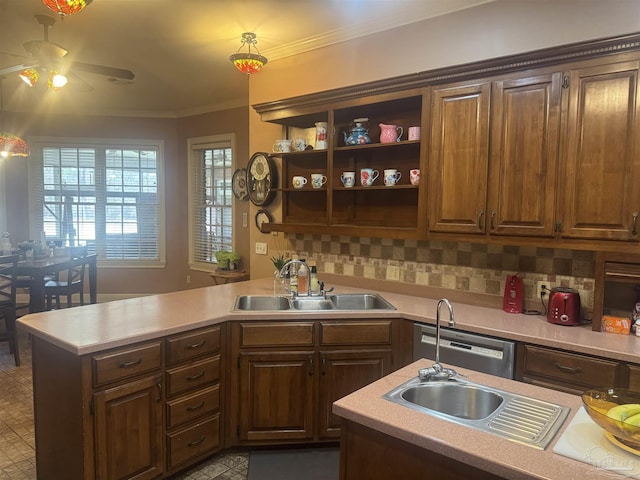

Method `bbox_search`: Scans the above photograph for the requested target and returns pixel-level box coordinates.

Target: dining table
[16,253,97,313]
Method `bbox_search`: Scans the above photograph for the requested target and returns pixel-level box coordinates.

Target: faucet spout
[419,298,457,381]
[435,298,455,365]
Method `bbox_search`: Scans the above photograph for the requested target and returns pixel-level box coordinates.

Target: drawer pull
[187,435,205,447]
[118,358,142,369]
[187,371,205,381]
[554,362,582,374]
[185,340,206,350]
[186,401,205,412]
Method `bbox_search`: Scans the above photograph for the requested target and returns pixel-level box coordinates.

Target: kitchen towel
[553,406,640,479]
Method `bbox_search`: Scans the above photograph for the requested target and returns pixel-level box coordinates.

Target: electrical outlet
[186,275,191,284]
[255,242,268,255]
[386,265,400,281]
[536,281,550,298]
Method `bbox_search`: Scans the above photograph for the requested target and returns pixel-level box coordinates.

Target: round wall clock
[247,152,277,206]
[232,168,248,200]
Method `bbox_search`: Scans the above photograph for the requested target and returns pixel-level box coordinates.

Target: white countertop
[15,277,640,361]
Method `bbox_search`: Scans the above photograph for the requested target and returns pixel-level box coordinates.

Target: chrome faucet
[419,298,458,381]
[278,259,311,297]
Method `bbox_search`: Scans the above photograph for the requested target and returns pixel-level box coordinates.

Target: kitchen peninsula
[18,278,640,479]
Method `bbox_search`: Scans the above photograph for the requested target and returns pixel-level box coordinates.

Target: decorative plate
[232,168,248,200]
[247,152,277,206]
[255,208,274,233]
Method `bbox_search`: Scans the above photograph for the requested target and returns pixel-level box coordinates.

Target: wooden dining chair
[0,254,21,366]
[44,253,88,310]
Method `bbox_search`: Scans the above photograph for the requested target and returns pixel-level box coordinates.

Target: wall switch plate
[255,242,268,255]
[386,265,400,281]
[242,212,248,228]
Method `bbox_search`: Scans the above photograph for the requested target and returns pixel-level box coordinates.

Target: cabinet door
[561,59,640,240]
[94,375,163,480]
[238,351,315,442]
[428,82,491,234]
[488,73,562,237]
[318,349,392,438]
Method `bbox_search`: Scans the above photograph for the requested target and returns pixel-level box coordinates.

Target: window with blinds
[188,134,234,271]
[29,138,165,267]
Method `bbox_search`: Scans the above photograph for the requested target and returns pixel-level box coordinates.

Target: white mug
[273,139,292,153]
[292,176,307,189]
[410,168,420,185]
[292,138,307,152]
[360,168,379,187]
[311,173,327,188]
[341,171,355,188]
[384,169,401,186]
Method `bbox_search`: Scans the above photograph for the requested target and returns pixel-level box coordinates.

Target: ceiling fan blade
[71,62,135,81]
[67,71,94,93]
[0,63,38,77]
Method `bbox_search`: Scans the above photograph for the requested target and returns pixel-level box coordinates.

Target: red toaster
[547,287,582,325]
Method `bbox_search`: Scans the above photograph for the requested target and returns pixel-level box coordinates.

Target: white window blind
[29,138,165,267]
[188,134,234,271]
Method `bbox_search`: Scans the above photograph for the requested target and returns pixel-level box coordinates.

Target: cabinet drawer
[320,321,392,346]
[166,326,221,366]
[92,342,162,387]
[240,322,315,347]
[521,344,619,387]
[166,355,220,398]
[166,414,220,470]
[166,385,220,429]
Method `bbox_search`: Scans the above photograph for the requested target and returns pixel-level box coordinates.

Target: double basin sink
[233,293,396,311]
[384,376,569,449]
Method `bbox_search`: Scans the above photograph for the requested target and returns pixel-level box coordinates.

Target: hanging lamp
[229,32,268,75]
[42,0,93,18]
[0,80,30,158]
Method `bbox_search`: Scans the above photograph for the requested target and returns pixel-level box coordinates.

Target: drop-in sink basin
[233,295,290,311]
[400,382,503,420]
[384,376,569,449]
[232,293,395,312]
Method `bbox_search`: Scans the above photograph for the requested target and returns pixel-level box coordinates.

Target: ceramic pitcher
[379,123,403,144]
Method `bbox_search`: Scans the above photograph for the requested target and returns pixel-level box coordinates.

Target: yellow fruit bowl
[582,388,640,449]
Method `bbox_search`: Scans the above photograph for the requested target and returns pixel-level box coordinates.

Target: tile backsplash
[282,234,595,313]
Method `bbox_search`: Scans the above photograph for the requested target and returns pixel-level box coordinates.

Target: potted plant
[228,252,241,270]
[215,251,230,270]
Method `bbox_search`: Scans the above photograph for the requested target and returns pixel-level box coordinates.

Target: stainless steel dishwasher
[413,323,516,379]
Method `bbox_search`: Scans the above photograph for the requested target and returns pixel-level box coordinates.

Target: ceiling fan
[0,14,135,90]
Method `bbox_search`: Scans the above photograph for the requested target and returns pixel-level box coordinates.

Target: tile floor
[0,332,249,479]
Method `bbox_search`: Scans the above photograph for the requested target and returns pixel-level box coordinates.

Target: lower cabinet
[515,343,622,394]
[30,325,224,480]
[94,375,164,480]
[229,318,409,445]
[340,420,503,480]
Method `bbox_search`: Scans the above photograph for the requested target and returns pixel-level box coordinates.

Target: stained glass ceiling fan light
[0,80,30,158]
[229,32,268,75]
[41,0,93,18]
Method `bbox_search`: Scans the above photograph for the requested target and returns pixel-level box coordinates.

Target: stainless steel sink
[232,293,395,311]
[233,295,290,311]
[291,298,335,310]
[327,293,395,310]
[384,376,569,449]
[400,382,503,420]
